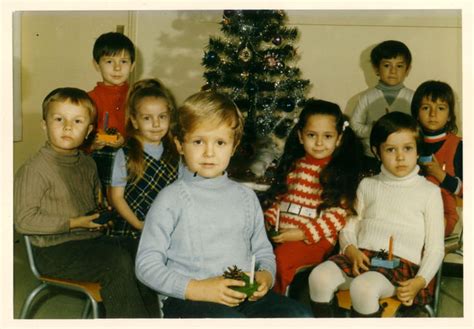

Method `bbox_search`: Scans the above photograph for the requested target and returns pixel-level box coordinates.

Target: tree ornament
[223,17,230,26]
[272,35,282,46]
[264,54,277,69]
[239,46,253,62]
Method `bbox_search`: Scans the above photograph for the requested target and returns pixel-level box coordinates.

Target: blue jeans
[162,290,312,318]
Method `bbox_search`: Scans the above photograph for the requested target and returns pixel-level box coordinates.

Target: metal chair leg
[81,297,100,319]
[81,299,92,319]
[424,304,435,317]
[423,262,443,317]
[19,283,48,319]
[90,298,100,319]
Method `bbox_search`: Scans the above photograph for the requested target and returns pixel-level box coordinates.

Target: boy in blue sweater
[135,91,311,318]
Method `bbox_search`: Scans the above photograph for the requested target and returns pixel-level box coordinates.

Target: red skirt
[329,249,435,305]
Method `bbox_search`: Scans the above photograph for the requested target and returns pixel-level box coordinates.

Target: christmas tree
[202,10,310,180]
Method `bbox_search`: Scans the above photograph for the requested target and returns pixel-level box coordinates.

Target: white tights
[308,261,396,314]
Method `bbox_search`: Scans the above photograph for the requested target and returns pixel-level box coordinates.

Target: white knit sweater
[339,165,444,286]
[350,86,414,156]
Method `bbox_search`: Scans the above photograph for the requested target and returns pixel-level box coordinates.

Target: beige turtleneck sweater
[14,142,102,247]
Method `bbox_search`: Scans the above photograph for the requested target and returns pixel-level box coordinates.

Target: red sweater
[264,155,347,245]
[426,133,462,236]
[88,82,129,136]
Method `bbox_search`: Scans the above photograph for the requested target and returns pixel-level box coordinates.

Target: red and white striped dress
[264,154,348,294]
[264,154,347,246]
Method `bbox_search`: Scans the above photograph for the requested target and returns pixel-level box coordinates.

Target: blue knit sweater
[135,167,276,300]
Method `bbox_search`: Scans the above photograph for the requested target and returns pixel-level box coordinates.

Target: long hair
[263,98,365,215]
[125,79,178,183]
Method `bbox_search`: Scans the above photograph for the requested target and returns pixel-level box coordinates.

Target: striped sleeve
[264,202,278,226]
[301,207,347,245]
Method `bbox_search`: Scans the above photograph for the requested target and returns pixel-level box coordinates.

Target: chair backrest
[23,235,42,279]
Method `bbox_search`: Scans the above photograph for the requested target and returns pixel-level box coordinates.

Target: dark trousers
[104,235,161,318]
[34,236,149,318]
[162,290,312,318]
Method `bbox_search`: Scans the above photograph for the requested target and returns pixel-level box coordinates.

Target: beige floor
[13,231,463,319]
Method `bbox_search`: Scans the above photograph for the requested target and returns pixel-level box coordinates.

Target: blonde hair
[42,87,96,123]
[125,78,178,182]
[172,91,244,147]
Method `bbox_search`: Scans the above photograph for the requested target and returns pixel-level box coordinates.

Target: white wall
[134,10,462,120]
[15,9,462,172]
[15,11,130,172]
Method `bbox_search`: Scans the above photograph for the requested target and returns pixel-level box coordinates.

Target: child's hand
[422,155,446,183]
[185,276,247,307]
[91,138,106,151]
[271,228,305,243]
[69,213,107,231]
[396,276,426,306]
[344,244,370,276]
[248,270,272,301]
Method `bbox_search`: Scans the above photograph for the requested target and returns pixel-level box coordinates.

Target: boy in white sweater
[308,112,444,317]
[350,40,414,173]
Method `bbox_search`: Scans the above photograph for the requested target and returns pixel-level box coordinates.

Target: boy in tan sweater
[14,87,149,318]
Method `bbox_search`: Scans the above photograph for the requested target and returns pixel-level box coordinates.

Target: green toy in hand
[223,265,259,298]
[268,227,279,238]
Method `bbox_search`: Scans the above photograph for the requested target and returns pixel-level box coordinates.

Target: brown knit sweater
[14,142,102,247]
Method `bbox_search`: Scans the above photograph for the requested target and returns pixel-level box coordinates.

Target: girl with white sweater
[308,111,444,317]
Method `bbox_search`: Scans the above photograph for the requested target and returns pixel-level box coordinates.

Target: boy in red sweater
[87,32,136,199]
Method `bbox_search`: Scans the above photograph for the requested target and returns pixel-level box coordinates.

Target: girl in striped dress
[262,99,365,295]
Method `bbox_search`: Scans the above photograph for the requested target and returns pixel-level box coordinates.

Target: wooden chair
[335,259,443,317]
[336,289,401,317]
[19,235,103,319]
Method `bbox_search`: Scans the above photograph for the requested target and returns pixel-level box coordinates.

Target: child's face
[42,101,93,154]
[417,96,451,132]
[378,129,418,177]
[94,50,135,86]
[131,97,170,145]
[375,55,410,86]
[297,114,341,160]
[175,121,236,178]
